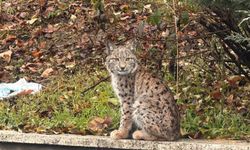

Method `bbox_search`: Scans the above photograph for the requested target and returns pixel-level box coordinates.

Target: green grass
[0,71,120,135]
[173,57,250,140]
[181,106,250,139]
[0,68,249,139]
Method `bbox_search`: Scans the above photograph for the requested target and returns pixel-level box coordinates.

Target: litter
[0,78,42,100]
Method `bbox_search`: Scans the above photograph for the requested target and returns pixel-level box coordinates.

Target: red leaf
[17,89,33,96]
[32,49,43,58]
[226,75,242,87]
[2,35,16,44]
[210,90,222,100]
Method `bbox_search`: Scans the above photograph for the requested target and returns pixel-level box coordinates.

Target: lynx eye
[109,58,119,62]
[126,58,134,61]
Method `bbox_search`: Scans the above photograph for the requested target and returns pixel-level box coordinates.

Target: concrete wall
[0,130,249,150]
[0,143,121,150]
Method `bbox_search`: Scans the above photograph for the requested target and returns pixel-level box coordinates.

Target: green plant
[0,71,120,134]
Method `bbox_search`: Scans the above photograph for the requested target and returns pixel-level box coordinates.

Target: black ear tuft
[126,39,138,51]
[105,41,116,54]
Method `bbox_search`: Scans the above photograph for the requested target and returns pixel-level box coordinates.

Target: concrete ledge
[0,130,249,150]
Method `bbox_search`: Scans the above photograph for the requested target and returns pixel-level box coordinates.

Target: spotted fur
[105,41,180,141]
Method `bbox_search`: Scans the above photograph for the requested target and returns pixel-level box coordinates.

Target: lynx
[105,40,180,141]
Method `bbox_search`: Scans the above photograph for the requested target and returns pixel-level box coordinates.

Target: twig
[222,43,250,80]
[81,76,110,95]
[137,29,230,43]
[175,50,210,60]
[172,0,179,94]
[224,63,238,75]
[179,29,230,41]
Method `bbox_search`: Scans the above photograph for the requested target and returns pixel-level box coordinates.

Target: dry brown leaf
[41,68,54,78]
[2,35,16,44]
[32,49,43,58]
[210,90,222,100]
[17,89,33,96]
[32,28,44,38]
[80,33,90,46]
[226,94,234,105]
[120,4,129,10]
[43,24,58,33]
[28,39,34,47]
[226,75,242,87]
[21,62,43,73]
[0,50,12,62]
[88,117,112,134]
[68,127,86,135]
[15,39,24,47]
[38,0,47,7]
[39,41,46,49]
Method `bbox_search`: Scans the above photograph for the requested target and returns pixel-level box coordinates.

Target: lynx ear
[105,41,116,54]
[126,39,137,51]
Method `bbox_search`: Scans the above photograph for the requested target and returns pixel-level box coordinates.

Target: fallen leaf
[32,49,43,58]
[210,90,222,100]
[226,94,234,105]
[161,29,170,38]
[17,89,33,96]
[65,61,76,68]
[39,41,47,49]
[88,117,112,134]
[39,0,47,7]
[15,39,24,47]
[120,4,129,10]
[36,126,46,134]
[143,4,152,13]
[28,39,35,46]
[21,62,43,73]
[2,35,16,44]
[0,50,12,62]
[70,14,77,21]
[226,75,242,87]
[68,127,85,135]
[43,24,58,33]
[0,71,12,82]
[41,68,54,78]
[23,124,35,133]
[32,28,44,37]
[27,17,38,24]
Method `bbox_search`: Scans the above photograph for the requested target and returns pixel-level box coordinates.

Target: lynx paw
[132,130,144,140]
[110,129,129,139]
[132,130,158,141]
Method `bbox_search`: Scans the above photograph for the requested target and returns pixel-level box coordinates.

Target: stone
[0,130,249,150]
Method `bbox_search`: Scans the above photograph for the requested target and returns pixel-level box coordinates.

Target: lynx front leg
[110,98,133,139]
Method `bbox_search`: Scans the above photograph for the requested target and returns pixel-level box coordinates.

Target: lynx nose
[120,66,125,70]
[120,62,126,70]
